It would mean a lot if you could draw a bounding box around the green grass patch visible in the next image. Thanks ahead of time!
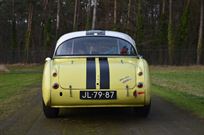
[0,65,42,100]
[151,66,204,118]
[153,84,204,118]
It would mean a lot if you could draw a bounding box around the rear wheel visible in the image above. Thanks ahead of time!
[134,102,151,118]
[43,101,59,118]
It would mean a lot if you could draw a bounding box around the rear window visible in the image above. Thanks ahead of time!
[55,37,136,56]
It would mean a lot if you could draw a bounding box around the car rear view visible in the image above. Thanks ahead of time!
[42,30,151,118]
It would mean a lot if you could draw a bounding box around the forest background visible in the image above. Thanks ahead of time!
[0,0,203,65]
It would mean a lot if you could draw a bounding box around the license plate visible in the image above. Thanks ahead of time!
[80,91,117,100]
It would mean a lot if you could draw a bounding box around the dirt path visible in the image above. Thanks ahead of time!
[0,87,204,135]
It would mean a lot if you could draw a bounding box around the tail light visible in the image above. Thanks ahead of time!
[133,91,145,97]
[138,72,143,76]
[138,91,145,95]
[53,83,59,89]
[53,72,57,77]
[137,82,143,88]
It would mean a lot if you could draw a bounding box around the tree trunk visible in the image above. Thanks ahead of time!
[25,2,33,63]
[196,0,203,65]
[56,0,60,38]
[127,0,131,29]
[43,0,48,10]
[158,0,167,64]
[11,0,17,63]
[176,0,190,65]
[73,0,78,31]
[162,0,166,15]
[114,0,117,25]
[168,0,174,65]
[42,0,51,50]
[86,0,91,30]
[92,0,97,30]
[135,0,143,44]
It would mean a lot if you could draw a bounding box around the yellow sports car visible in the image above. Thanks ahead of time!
[42,30,151,118]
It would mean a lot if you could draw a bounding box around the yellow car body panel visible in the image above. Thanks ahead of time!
[42,59,52,106]
[42,57,151,108]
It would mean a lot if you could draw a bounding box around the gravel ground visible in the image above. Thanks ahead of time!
[0,86,204,135]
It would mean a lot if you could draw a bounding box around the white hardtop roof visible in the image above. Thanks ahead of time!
[55,30,136,50]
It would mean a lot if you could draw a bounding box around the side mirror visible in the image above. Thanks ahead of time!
[45,57,51,62]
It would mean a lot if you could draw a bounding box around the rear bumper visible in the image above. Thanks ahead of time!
[50,89,146,108]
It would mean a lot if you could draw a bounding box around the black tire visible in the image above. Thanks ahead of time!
[134,102,151,118]
[43,101,59,118]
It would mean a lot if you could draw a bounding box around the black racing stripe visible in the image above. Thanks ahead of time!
[99,58,110,89]
[86,58,96,89]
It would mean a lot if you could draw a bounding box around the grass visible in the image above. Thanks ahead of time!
[0,65,43,100]
[151,66,204,118]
